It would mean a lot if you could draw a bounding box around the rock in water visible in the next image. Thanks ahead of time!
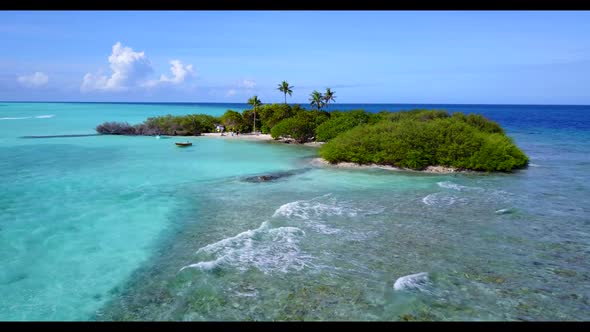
[242,168,311,183]
[393,272,429,291]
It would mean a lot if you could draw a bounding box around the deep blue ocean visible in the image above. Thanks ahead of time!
[0,102,588,320]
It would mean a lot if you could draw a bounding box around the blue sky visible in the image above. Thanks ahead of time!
[0,11,589,104]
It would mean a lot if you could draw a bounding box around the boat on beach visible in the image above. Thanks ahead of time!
[175,142,192,147]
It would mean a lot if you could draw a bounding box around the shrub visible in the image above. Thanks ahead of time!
[381,109,450,123]
[260,104,293,126]
[96,121,137,135]
[271,111,329,143]
[97,114,220,136]
[319,115,528,172]
[221,110,245,132]
[452,112,505,134]
[315,109,371,142]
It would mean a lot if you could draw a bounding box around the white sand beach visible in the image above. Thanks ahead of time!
[201,132,274,141]
[200,132,324,147]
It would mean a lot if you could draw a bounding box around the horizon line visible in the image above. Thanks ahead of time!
[1,100,589,107]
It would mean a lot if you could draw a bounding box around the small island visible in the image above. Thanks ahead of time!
[96,86,528,173]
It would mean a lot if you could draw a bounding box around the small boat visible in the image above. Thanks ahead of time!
[156,135,161,139]
[175,141,192,147]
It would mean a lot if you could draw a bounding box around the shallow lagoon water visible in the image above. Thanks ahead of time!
[0,103,588,320]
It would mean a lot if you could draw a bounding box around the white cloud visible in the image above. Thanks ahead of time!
[17,72,48,87]
[225,89,237,97]
[82,42,197,93]
[143,59,195,88]
[81,42,153,92]
[238,79,256,89]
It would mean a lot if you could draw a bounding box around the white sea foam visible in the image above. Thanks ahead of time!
[437,181,471,191]
[528,163,541,167]
[0,114,54,120]
[422,192,457,206]
[235,289,258,297]
[179,257,225,272]
[180,221,311,274]
[304,222,341,235]
[0,116,32,120]
[272,194,383,235]
[273,200,358,220]
[393,272,430,291]
[272,194,379,220]
[195,221,270,255]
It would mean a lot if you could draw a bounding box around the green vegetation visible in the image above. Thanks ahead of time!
[319,109,528,172]
[270,110,329,143]
[96,114,220,136]
[277,81,294,105]
[257,103,299,134]
[324,87,336,110]
[314,109,381,142]
[247,95,262,133]
[97,90,528,172]
[220,110,245,132]
[309,90,325,110]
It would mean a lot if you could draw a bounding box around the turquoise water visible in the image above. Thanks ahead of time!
[0,103,588,321]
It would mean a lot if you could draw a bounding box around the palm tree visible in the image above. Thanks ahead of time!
[309,90,324,110]
[277,81,294,105]
[324,88,336,111]
[247,95,262,133]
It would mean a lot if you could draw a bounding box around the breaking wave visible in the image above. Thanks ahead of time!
[272,194,361,220]
[272,194,384,237]
[393,272,430,291]
[273,194,383,220]
[180,221,312,274]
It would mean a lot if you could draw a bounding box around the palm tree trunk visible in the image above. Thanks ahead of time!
[284,93,287,105]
